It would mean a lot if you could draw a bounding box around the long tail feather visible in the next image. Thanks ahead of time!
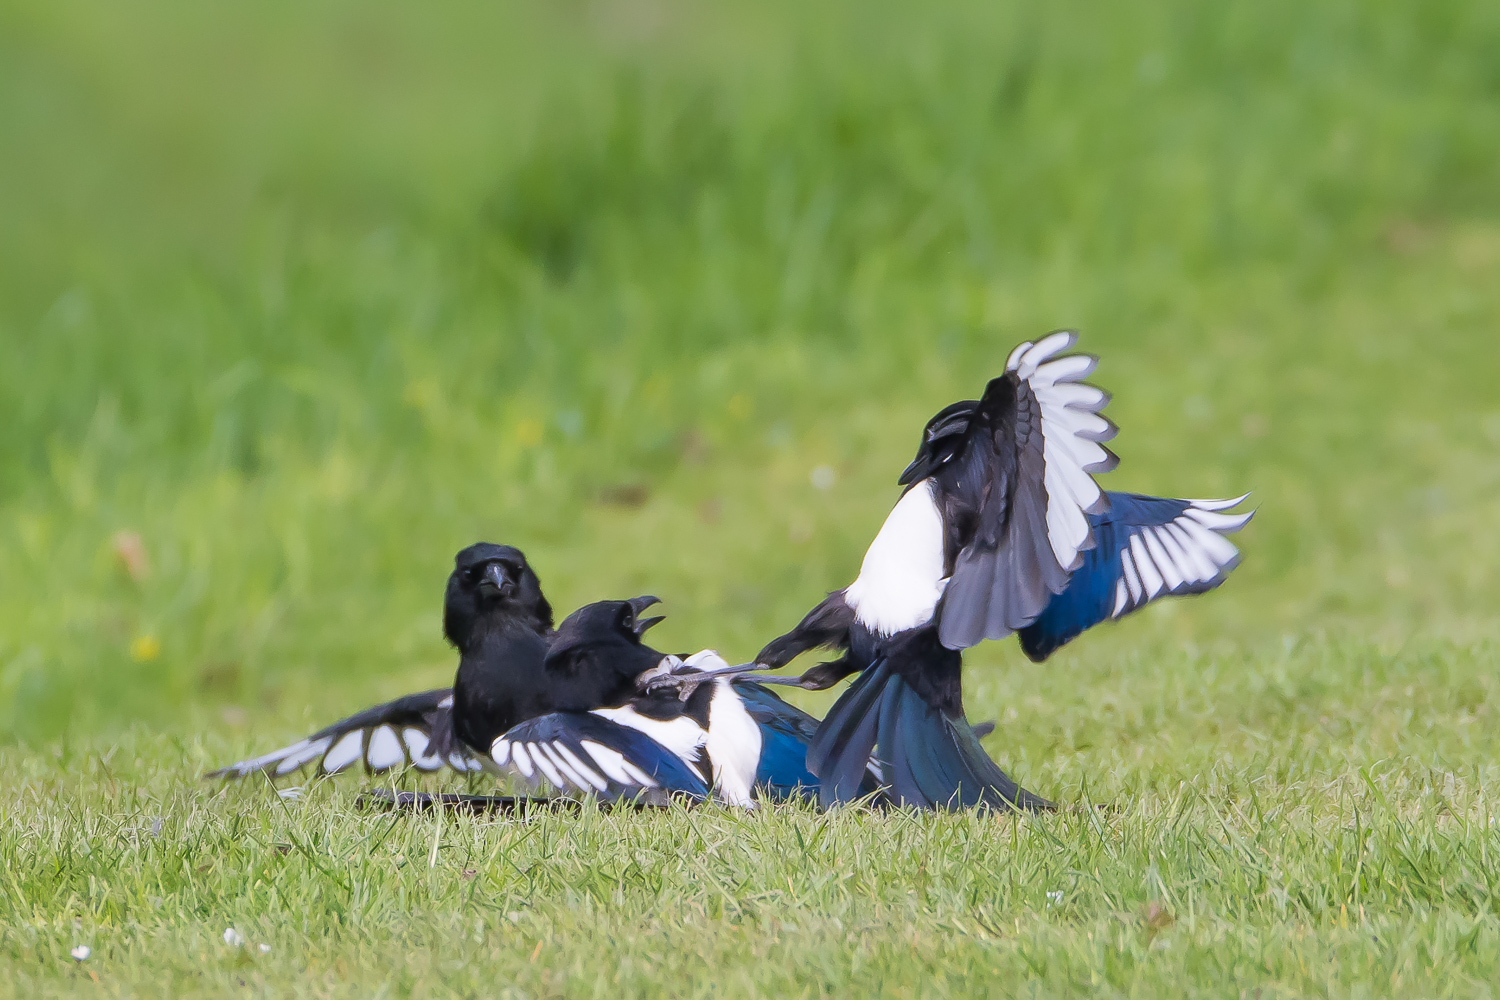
[808,662,1052,811]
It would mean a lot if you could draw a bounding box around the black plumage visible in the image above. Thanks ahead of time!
[753,332,1251,810]
[207,542,557,780]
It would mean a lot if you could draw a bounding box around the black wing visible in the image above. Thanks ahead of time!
[205,689,486,780]
[936,331,1119,649]
[1017,491,1253,660]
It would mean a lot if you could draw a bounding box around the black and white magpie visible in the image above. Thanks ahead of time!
[487,602,876,807]
[206,543,553,780]
[735,331,1253,810]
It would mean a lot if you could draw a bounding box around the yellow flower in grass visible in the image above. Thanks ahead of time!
[130,635,161,662]
[515,418,544,447]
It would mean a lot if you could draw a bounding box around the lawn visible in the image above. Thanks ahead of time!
[3,0,1500,995]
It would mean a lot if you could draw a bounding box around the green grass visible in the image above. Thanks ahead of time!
[4,0,1500,994]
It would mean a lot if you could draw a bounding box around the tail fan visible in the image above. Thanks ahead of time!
[806,661,1052,811]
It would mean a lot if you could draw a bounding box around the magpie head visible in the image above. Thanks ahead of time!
[443,543,554,649]
[543,596,666,679]
[898,399,979,486]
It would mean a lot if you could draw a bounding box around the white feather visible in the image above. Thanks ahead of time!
[845,479,949,635]
[509,742,534,778]
[1184,507,1255,532]
[1129,535,1165,598]
[1154,526,1206,584]
[1005,335,1114,572]
[1142,529,1184,590]
[1121,548,1143,603]
[1166,522,1222,581]
[580,739,648,787]
[706,680,762,808]
[1177,519,1240,564]
[366,726,405,771]
[321,731,364,773]
[490,738,512,767]
[1186,493,1252,511]
[1112,579,1129,617]
[528,743,565,788]
[552,743,609,792]
[591,705,707,768]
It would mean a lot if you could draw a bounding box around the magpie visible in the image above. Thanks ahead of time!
[486,601,879,807]
[699,331,1252,810]
[206,543,553,780]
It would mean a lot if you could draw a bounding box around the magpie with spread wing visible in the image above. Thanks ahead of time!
[487,601,880,807]
[740,331,1253,810]
[207,542,554,780]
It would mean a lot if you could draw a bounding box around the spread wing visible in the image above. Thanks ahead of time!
[489,712,710,804]
[937,331,1119,649]
[204,689,487,780]
[1017,491,1254,660]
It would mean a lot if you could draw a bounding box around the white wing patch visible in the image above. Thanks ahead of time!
[1007,331,1118,574]
[845,479,949,636]
[490,734,662,794]
[365,726,405,771]
[210,737,334,779]
[591,704,708,772]
[705,680,762,808]
[210,715,469,780]
[321,731,365,774]
[1109,497,1253,619]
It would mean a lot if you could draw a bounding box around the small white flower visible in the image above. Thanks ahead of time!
[258,943,271,954]
[1046,890,1064,906]
[70,945,91,962]
[223,928,244,947]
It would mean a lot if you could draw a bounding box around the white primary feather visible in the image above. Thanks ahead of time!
[232,737,330,778]
[552,743,609,792]
[321,731,364,773]
[579,739,647,787]
[366,726,405,771]
[490,738,512,767]
[1129,535,1165,598]
[1006,333,1115,575]
[509,742,534,778]
[1120,549,1143,603]
[403,728,445,771]
[1108,497,1253,618]
[528,743,565,788]
[845,479,949,636]
[1141,530,1183,590]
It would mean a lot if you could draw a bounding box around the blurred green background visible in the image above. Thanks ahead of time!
[2,0,1498,747]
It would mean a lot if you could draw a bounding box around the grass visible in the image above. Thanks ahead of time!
[3,0,1500,994]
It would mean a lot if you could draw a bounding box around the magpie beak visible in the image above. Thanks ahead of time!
[626,595,665,637]
[477,562,513,600]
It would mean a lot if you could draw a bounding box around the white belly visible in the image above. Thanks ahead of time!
[843,479,948,636]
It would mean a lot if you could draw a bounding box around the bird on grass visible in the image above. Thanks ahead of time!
[207,543,553,781]
[669,331,1253,811]
[487,599,879,807]
[208,545,850,807]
